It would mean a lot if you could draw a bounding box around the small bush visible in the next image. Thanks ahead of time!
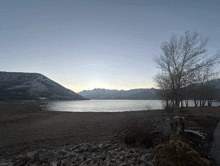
[122,116,156,148]
[155,135,210,166]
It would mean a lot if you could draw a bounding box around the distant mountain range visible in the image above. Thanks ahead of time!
[0,72,86,101]
[78,79,220,100]
[78,88,160,100]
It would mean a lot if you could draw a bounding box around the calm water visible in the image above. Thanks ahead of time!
[44,100,220,112]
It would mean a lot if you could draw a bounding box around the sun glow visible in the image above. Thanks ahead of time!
[64,76,156,93]
[65,79,110,93]
[87,79,109,89]
[65,82,156,93]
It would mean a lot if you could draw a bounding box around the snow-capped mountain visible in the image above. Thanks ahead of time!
[0,72,86,101]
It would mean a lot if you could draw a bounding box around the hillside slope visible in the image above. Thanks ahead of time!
[0,72,86,101]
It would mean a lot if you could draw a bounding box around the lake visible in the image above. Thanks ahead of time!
[43,100,220,112]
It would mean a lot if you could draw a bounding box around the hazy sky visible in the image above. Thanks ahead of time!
[1,0,220,92]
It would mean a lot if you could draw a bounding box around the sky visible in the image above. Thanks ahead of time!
[1,0,220,92]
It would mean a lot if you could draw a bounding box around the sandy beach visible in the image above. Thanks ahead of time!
[0,101,220,161]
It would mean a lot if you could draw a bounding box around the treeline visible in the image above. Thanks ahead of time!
[160,83,220,108]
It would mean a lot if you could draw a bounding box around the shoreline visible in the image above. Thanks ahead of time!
[0,101,220,164]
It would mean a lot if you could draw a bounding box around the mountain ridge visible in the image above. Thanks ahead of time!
[0,71,87,101]
[78,88,160,100]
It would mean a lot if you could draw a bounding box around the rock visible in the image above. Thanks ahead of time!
[71,145,80,151]
[140,163,145,166]
[201,158,211,165]
[79,146,88,153]
[0,163,9,166]
[78,163,86,166]
[127,163,134,166]
[28,163,38,166]
[0,159,6,163]
[74,148,80,153]
[12,155,30,166]
[70,157,77,163]
[74,160,83,165]
[25,152,36,163]
[84,159,92,164]
[39,150,56,161]
[50,161,58,166]
[98,144,103,149]
[63,152,72,158]
[139,155,149,164]
[144,153,152,161]
[64,160,72,166]
[104,144,112,149]
[91,164,98,166]
[146,161,154,166]
[7,141,159,166]
[88,146,97,152]
[118,156,124,161]
[59,160,66,166]
[58,150,67,156]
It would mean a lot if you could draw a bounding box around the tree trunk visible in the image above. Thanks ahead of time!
[194,99,198,107]
[208,99,212,106]
[168,99,171,107]
[172,99,175,107]
[166,100,169,107]
[185,99,188,108]
[175,97,180,108]
[202,100,206,106]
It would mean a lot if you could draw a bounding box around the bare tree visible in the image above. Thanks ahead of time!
[154,31,220,108]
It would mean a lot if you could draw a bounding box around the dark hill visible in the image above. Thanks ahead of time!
[0,72,86,101]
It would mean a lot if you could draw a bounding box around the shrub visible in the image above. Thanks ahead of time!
[155,135,210,166]
[122,116,156,148]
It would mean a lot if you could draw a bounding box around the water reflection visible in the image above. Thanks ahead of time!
[44,100,220,112]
